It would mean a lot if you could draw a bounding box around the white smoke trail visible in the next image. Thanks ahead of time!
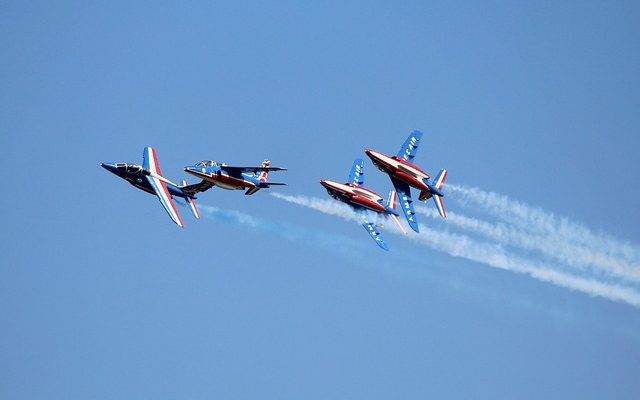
[197,204,369,255]
[444,184,640,281]
[270,193,361,223]
[416,206,640,283]
[408,228,640,307]
[270,193,640,308]
[447,184,640,262]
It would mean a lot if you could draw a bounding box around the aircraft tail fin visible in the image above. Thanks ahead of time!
[181,180,201,219]
[432,169,447,219]
[257,159,270,182]
[434,169,447,190]
[245,187,261,196]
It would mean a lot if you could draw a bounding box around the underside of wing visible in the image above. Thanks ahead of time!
[181,180,215,195]
[391,177,419,233]
[397,130,423,162]
[348,159,365,186]
[361,216,389,251]
[146,175,184,227]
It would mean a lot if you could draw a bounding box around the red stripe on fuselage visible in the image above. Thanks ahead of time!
[393,170,429,191]
[212,174,254,189]
[351,195,386,212]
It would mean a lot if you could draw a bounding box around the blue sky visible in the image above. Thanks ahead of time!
[2,1,640,398]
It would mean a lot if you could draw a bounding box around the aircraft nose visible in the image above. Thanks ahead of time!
[101,163,118,173]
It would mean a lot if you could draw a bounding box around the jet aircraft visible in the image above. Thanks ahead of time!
[183,159,287,196]
[320,159,405,251]
[101,147,209,227]
[365,130,447,233]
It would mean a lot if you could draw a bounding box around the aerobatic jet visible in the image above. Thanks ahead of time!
[365,130,447,233]
[183,159,287,196]
[101,147,209,227]
[320,159,405,251]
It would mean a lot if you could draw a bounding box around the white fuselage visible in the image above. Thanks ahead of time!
[320,179,387,213]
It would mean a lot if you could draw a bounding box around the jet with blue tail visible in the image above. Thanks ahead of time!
[183,159,287,196]
[101,147,209,227]
[320,159,406,251]
[365,130,448,233]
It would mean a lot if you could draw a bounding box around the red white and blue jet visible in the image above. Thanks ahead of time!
[365,130,447,233]
[101,147,208,228]
[183,159,287,196]
[320,159,406,251]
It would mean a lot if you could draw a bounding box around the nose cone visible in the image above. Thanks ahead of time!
[364,149,377,160]
[319,179,331,189]
[101,163,118,174]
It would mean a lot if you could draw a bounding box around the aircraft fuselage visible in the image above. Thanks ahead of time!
[101,163,191,199]
[364,150,432,191]
[320,179,388,213]
[184,167,257,191]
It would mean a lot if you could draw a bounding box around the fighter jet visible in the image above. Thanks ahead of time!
[183,159,287,196]
[320,159,405,251]
[101,147,209,227]
[365,130,447,233]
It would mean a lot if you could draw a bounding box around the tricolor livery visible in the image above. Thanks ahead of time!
[184,159,287,196]
[320,159,405,251]
[365,130,447,233]
[101,147,208,227]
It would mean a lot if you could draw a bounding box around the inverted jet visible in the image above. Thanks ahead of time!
[184,159,286,196]
[101,147,209,227]
[365,130,447,233]
[320,159,405,251]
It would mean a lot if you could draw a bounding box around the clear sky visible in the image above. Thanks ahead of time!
[2,1,640,399]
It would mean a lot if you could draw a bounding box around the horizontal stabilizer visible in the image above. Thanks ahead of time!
[182,180,201,219]
[433,195,446,219]
[260,182,287,186]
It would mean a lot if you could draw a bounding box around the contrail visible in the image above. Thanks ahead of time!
[270,192,640,308]
[416,206,640,283]
[408,227,640,307]
[270,193,361,223]
[197,204,368,256]
[443,184,640,281]
[447,184,640,262]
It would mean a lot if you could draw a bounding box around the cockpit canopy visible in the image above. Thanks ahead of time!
[195,160,219,167]
[116,163,143,173]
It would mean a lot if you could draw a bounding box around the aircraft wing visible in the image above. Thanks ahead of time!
[181,180,215,195]
[221,165,287,174]
[142,147,163,175]
[397,130,423,162]
[347,158,365,186]
[391,177,420,233]
[361,213,389,251]
[146,175,184,227]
